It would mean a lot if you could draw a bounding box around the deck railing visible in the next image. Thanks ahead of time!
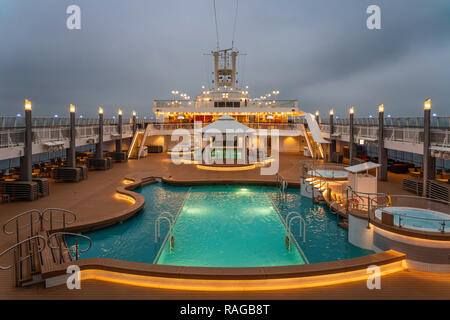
[322,123,449,147]
[0,124,134,149]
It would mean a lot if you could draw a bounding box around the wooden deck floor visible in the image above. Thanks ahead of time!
[0,153,448,299]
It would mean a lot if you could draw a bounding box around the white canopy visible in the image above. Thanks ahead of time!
[201,115,255,133]
[345,161,381,173]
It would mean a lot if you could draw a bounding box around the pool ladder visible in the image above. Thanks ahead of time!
[154,212,175,251]
[276,173,288,202]
[285,211,306,252]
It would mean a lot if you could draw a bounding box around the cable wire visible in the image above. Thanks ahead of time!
[231,0,239,49]
[213,0,220,50]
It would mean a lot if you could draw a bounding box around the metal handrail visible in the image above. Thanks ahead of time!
[285,211,306,249]
[48,232,92,262]
[2,210,41,242]
[154,214,174,243]
[0,235,46,270]
[41,208,77,232]
[275,173,288,201]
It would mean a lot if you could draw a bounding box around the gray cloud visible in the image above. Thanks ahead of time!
[0,0,449,118]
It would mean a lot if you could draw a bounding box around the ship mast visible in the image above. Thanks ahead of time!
[213,48,238,90]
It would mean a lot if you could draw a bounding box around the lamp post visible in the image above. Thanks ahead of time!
[132,110,137,134]
[315,110,321,125]
[329,109,336,161]
[96,107,104,160]
[116,109,123,153]
[349,106,355,166]
[68,104,76,168]
[378,104,387,180]
[423,98,434,197]
[20,99,33,181]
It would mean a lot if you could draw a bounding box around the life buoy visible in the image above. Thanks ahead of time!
[351,198,359,210]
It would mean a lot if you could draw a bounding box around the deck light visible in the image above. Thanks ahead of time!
[98,107,104,114]
[315,111,319,117]
[424,98,431,110]
[16,113,21,117]
[349,106,354,114]
[25,99,32,111]
[118,109,123,116]
[132,110,137,117]
[70,104,76,113]
[378,104,384,113]
[329,109,334,115]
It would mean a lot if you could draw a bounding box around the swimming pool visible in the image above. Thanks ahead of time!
[307,169,348,179]
[375,207,450,232]
[67,183,373,267]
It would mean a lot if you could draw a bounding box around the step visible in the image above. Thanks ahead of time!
[48,232,73,264]
[38,231,57,274]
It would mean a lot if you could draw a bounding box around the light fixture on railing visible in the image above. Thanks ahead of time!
[25,99,32,111]
[329,109,334,116]
[132,110,136,117]
[118,109,122,116]
[378,104,384,113]
[424,98,431,110]
[98,107,104,114]
[315,110,319,117]
[70,104,76,113]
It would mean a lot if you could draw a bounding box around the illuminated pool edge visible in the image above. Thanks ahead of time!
[79,259,406,291]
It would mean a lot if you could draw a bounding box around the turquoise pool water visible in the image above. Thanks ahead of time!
[67,183,373,266]
[156,186,305,267]
[375,207,450,232]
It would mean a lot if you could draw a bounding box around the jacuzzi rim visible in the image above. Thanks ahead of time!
[306,169,349,179]
[376,206,450,220]
[374,206,450,233]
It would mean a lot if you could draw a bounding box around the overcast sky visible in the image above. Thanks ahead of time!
[0,0,449,118]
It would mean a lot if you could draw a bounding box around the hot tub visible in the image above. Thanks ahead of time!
[375,206,450,232]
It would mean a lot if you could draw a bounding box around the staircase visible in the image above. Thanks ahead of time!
[300,113,329,159]
[1,208,91,287]
[127,130,145,159]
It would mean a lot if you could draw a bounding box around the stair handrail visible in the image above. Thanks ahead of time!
[154,215,173,243]
[0,235,46,270]
[2,209,41,243]
[285,211,306,246]
[41,208,77,232]
[47,232,92,262]
[276,173,288,201]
